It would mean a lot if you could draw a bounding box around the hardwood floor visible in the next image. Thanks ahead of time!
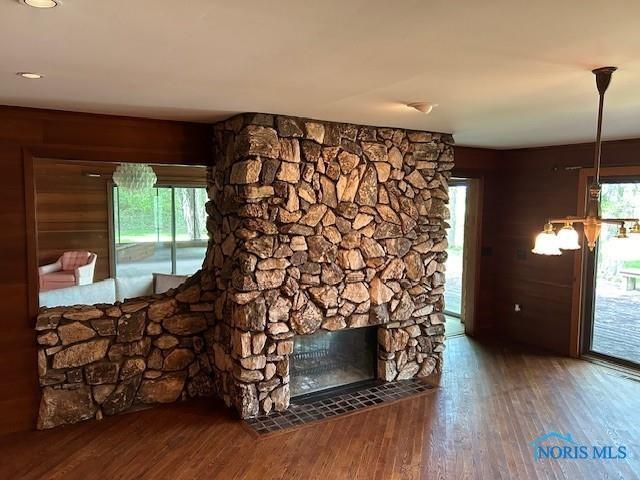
[1,336,639,479]
[445,315,466,337]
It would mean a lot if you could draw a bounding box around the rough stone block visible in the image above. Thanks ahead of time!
[52,339,110,369]
[37,386,96,430]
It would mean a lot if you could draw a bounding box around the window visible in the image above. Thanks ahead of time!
[112,185,208,278]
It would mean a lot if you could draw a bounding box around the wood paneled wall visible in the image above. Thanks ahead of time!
[452,147,502,333]
[495,139,640,355]
[0,106,210,435]
[34,161,207,282]
[455,140,640,355]
[35,161,114,281]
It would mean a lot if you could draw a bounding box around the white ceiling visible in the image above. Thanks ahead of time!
[2,0,640,148]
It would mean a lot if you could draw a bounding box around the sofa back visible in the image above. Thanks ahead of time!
[39,278,116,308]
[38,273,188,308]
[114,275,154,302]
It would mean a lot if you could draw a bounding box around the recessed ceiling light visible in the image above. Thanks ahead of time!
[22,0,58,8]
[407,102,438,114]
[17,72,44,79]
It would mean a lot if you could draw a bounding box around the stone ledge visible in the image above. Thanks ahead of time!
[35,278,214,429]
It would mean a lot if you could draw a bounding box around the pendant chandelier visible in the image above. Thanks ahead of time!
[112,163,157,191]
[532,66,640,255]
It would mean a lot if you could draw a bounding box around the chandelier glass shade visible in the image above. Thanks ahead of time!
[532,223,562,255]
[112,163,157,191]
[532,66,640,255]
[556,223,581,250]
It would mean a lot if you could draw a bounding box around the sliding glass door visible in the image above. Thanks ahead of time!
[583,179,640,367]
[113,187,173,278]
[112,185,208,278]
[445,182,468,317]
[444,180,469,337]
[174,187,209,275]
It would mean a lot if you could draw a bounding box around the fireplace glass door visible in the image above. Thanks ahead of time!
[290,328,377,397]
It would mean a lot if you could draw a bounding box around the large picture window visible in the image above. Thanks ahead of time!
[112,185,208,278]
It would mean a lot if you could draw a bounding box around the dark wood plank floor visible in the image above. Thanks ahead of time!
[1,336,639,480]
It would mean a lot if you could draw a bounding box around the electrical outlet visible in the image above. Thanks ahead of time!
[514,304,522,312]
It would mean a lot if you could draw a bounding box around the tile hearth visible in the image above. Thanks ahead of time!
[245,379,436,434]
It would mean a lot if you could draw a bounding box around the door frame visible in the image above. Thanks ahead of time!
[445,175,483,336]
[571,166,640,359]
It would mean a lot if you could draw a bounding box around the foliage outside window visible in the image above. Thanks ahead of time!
[113,186,208,277]
[597,183,640,283]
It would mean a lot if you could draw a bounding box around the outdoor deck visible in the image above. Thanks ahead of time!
[593,286,640,364]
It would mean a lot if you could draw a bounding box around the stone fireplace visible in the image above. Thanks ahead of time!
[207,114,452,417]
[35,112,453,428]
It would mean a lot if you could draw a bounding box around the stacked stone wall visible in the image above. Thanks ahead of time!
[207,113,452,417]
[35,277,215,429]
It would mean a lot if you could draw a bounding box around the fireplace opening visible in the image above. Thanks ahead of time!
[290,327,378,398]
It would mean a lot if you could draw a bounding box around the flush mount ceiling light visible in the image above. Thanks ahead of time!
[532,66,640,255]
[112,163,157,191]
[22,0,58,8]
[17,72,44,79]
[407,102,438,114]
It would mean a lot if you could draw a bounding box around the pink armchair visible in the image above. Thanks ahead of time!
[39,251,97,292]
